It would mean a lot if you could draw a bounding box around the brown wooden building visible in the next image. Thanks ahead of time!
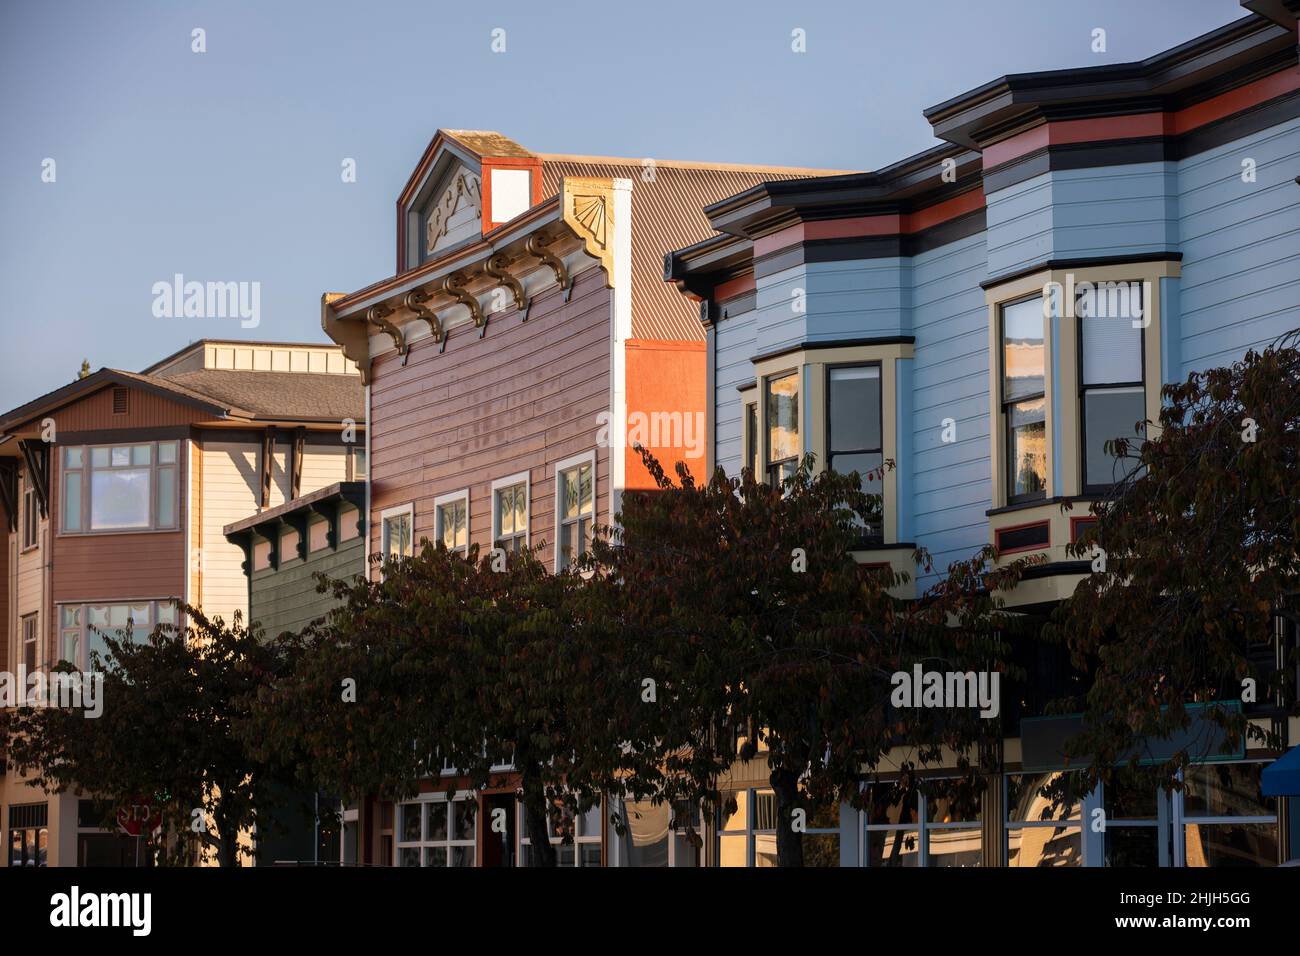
[0,340,364,867]
[322,129,848,866]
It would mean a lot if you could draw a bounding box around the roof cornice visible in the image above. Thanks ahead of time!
[924,12,1296,149]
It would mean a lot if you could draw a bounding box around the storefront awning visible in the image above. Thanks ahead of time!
[1262,746,1300,797]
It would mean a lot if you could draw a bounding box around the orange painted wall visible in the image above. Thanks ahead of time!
[624,338,707,490]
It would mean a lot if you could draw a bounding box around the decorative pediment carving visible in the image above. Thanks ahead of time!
[426,170,482,254]
[561,177,615,288]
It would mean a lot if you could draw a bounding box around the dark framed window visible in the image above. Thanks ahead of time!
[764,371,799,486]
[1001,297,1047,504]
[61,441,179,533]
[827,363,884,540]
[21,478,39,550]
[1078,285,1145,494]
[744,401,758,478]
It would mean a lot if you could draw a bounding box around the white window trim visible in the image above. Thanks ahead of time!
[490,471,530,551]
[432,488,470,553]
[378,502,415,563]
[552,450,596,571]
[393,791,478,867]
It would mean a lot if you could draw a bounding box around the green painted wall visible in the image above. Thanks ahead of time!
[248,537,364,639]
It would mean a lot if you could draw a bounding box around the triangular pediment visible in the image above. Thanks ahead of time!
[423,162,482,256]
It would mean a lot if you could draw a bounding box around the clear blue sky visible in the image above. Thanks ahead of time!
[0,0,1244,409]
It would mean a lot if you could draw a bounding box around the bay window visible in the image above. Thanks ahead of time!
[1001,297,1046,503]
[764,371,800,485]
[61,441,179,533]
[1079,288,1145,493]
[58,600,178,671]
[827,364,883,538]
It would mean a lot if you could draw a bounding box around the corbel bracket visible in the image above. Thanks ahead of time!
[404,290,448,353]
[366,304,408,364]
[484,253,530,322]
[441,274,486,338]
[526,233,572,302]
[17,440,49,519]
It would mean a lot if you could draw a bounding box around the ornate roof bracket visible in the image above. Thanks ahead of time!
[526,233,572,302]
[441,274,486,338]
[484,253,531,322]
[403,290,448,353]
[367,304,408,364]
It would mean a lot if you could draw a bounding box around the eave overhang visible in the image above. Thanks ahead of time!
[924,12,1297,149]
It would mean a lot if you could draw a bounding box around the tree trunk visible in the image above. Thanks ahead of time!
[520,771,557,867]
[770,767,804,867]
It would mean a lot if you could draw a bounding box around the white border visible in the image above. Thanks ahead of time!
[432,487,470,552]
[378,502,415,560]
[552,450,597,571]
[490,471,530,549]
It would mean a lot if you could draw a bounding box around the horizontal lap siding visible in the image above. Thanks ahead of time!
[1177,115,1300,374]
[910,234,991,583]
[369,268,612,564]
[713,307,756,478]
[197,439,263,624]
[249,537,364,638]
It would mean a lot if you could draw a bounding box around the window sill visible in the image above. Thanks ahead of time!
[58,527,181,538]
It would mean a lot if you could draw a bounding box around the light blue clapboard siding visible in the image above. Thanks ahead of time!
[1176,115,1300,374]
[753,263,809,357]
[801,258,911,342]
[713,305,757,477]
[908,233,992,582]
[985,163,1180,280]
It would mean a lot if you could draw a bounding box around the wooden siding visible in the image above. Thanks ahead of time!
[197,438,262,624]
[248,529,364,639]
[907,232,992,582]
[47,383,208,432]
[368,267,611,566]
[1176,114,1300,373]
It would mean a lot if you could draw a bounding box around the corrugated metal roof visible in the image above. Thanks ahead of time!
[541,158,852,341]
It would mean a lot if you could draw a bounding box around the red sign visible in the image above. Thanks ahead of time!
[116,799,161,838]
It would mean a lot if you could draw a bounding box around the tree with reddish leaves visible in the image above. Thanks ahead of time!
[586,450,1031,866]
[1049,333,1300,795]
[247,544,627,867]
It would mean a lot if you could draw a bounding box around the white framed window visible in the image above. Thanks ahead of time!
[553,452,595,571]
[348,444,367,481]
[1005,771,1085,868]
[60,441,179,534]
[395,794,477,867]
[491,472,529,554]
[21,614,39,673]
[717,788,842,868]
[379,503,414,561]
[518,798,603,867]
[763,370,800,485]
[433,489,469,554]
[863,781,981,867]
[57,600,179,672]
[1078,287,1145,494]
[616,799,701,867]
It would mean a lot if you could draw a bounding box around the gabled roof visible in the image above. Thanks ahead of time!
[0,351,366,439]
